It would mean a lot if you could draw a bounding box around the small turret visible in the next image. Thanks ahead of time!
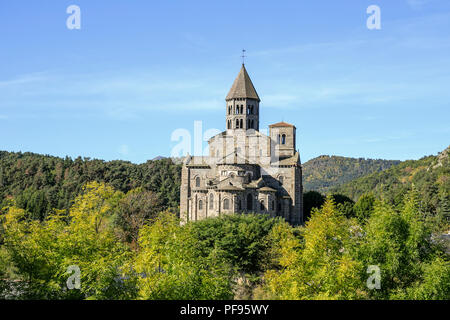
[269,122,296,160]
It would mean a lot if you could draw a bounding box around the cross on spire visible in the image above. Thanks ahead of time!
[241,49,246,65]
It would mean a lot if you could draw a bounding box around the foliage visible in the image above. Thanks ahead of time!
[129,211,235,300]
[259,191,449,300]
[302,191,325,222]
[0,145,448,300]
[0,182,133,299]
[303,191,356,221]
[260,197,364,299]
[302,155,400,193]
[358,189,449,299]
[354,193,375,223]
[127,213,284,300]
[187,214,282,274]
[114,188,162,246]
[330,193,355,219]
[333,146,450,223]
[0,151,181,221]
[395,256,449,299]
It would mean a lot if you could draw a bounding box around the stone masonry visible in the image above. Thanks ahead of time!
[180,64,303,225]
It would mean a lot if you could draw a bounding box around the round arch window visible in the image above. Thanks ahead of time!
[223,198,230,210]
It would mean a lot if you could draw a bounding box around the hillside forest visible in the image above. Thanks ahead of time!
[0,147,448,300]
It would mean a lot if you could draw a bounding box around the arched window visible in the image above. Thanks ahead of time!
[247,194,253,211]
[281,134,286,145]
[228,106,231,114]
[198,200,203,210]
[236,119,239,128]
[278,202,282,212]
[260,200,265,211]
[238,200,242,210]
[195,177,200,187]
[240,119,243,129]
[227,120,231,129]
[279,176,284,186]
[209,193,214,209]
[223,198,230,210]
[277,134,281,144]
[271,200,275,211]
[251,120,254,128]
[240,105,243,114]
[247,119,250,128]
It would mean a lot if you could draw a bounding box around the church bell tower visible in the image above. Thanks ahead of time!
[225,64,260,131]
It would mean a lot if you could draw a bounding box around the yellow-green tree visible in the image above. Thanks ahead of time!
[129,211,234,300]
[261,197,365,300]
[1,182,133,299]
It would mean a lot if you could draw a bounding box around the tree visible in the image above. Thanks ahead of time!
[358,189,449,299]
[187,214,281,274]
[261,197,365,300]
[302,191,325,222]
[354,193,375,223]
[331,193,355,219]
[397,256,450,299]
[1,182,133,299]
[129,211,234,300]
[114,188,162,246]
[0,151,181,221]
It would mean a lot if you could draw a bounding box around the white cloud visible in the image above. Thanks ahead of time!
[0,70,225,114]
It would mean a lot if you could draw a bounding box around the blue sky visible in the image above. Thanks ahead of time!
[0,0,449,163]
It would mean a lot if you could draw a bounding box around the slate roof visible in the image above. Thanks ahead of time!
[185,156,211,167]
[217,185,246,191]
[269,121,296,128]
[226,64,260,101]
[258,186,277,192]
[272,152,301,166]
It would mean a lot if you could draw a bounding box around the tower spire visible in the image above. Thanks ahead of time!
[225,63,260,131]
[241,49,246,65]
[226,64,260,101]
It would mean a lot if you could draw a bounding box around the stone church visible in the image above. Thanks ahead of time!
[180,64,303,225]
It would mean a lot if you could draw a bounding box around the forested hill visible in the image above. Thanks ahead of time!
[0,151,181,220]
[302,155,401,193]
[332,146,450,213]
[1,148,448,220]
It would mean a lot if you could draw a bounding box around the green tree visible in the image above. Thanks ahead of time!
[129,211,234,300]
[114,188,162,246]
[358,190,449,299]
[1,182,133,299]
[331,193,355,219]
[303,191,325,222]
[187,214,281,274]
[261,197,365,300]
[354,193,375,223]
